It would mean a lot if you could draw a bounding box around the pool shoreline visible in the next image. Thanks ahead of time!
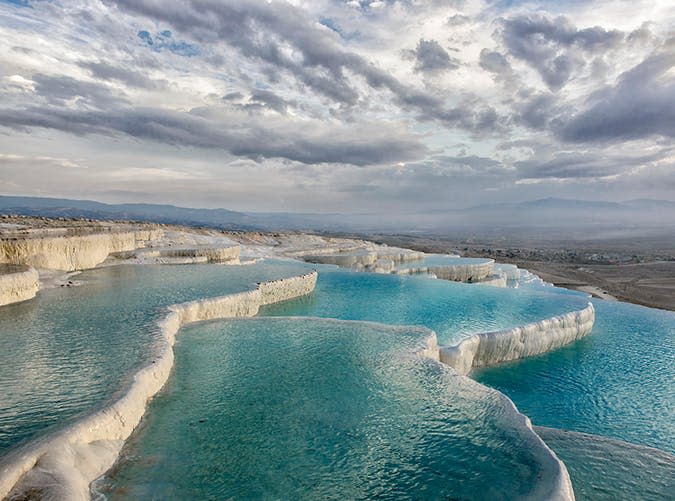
[0,271,318,500]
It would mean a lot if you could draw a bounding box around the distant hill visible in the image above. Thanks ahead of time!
[1,195,674,241]
[0,195,365,232]
[0,196,259,230]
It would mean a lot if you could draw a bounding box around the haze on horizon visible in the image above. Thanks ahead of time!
[0,0,674,215]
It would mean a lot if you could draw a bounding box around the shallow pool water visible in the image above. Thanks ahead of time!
[260,267,589,344]
[0,260,311,454]
[473,299,675,453]
[3,256,671,501]
[99,317,563,501]
[535,427,675,501]
[473,299,675,500]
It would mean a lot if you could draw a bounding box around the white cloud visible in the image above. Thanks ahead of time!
[0,0,673,212]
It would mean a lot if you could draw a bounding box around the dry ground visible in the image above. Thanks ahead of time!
[366,233,675,312]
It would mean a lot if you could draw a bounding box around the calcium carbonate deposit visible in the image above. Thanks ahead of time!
[0,228,672,501]
[0,265,39,306]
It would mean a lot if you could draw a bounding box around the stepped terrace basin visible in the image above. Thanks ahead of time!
[99,317,570,500]
[0,259,312,456]
[260,266,589,345]
[473,298,675,499]
[0,236,671,501]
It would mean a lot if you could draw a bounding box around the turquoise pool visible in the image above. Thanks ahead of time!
[0,260,311,454]
[1,257,672,500]
[99,318,565,500]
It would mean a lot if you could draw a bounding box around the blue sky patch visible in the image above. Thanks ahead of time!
[0,0,32,7]
[137,29,200,57]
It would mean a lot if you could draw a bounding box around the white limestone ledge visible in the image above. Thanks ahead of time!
[440,303,595,376]
[395,259,495,283]
[114,244,240,265]
[301,246,424,269]
[0,270,318,501]
[474,274,508,288]
[0,230,164,271]
[0,265,40,307]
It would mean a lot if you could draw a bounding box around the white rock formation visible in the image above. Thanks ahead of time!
[494,263,520,280]
[430,260,494,282]
[304,251,378,267]
[122,244,240,265]
[0,271,318,501]
[440,303,595,376]
[395,259,495,283]
[301,244,424,270]
[0,266,40,307]
[474,274,508,288]
[0,230,164,271]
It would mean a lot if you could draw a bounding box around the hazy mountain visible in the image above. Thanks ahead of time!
[1,195,674,241]
[0,196,255,230]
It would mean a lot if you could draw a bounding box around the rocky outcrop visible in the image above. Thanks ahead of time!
[0,230,164,271]
[0,266,40,307]
[0,271,318,501]
[440,303,595,376]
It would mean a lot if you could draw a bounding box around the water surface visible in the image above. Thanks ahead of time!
[0,260,311,454]
[261,267,589,345]
[473,299,675,452]
[100,317,564,501]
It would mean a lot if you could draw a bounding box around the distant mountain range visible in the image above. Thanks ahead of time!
[0,195,256,229]
[1,195,674,240]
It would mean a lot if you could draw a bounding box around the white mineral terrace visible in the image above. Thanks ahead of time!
[394,259,495,283]
[0,271,318,501]
[301,247,425,269]
[0,265,40,307]
[112,244,241,265]
[0,227,586,501]
[439,303,596,376]
[0,230,164,271]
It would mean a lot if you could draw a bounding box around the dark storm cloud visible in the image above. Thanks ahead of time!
[556,43,675,143]
[497,14,623,90]
[104,0,499,133]
[32,74,128,108]
[79,61,166,89]
[479,49,510,75]
[478,49,515,85]
[413,39,459,73]
[516,92,562,130]
[223,92,244,101]
[0,105,427,166]
[246,89,295,114]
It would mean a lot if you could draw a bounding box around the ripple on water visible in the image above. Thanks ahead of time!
[473,299,675,453]
[99,317,566,501]
[535,427,675,501]
[0,260,313,454]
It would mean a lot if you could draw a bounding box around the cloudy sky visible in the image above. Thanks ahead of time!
[0,0,673,213]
